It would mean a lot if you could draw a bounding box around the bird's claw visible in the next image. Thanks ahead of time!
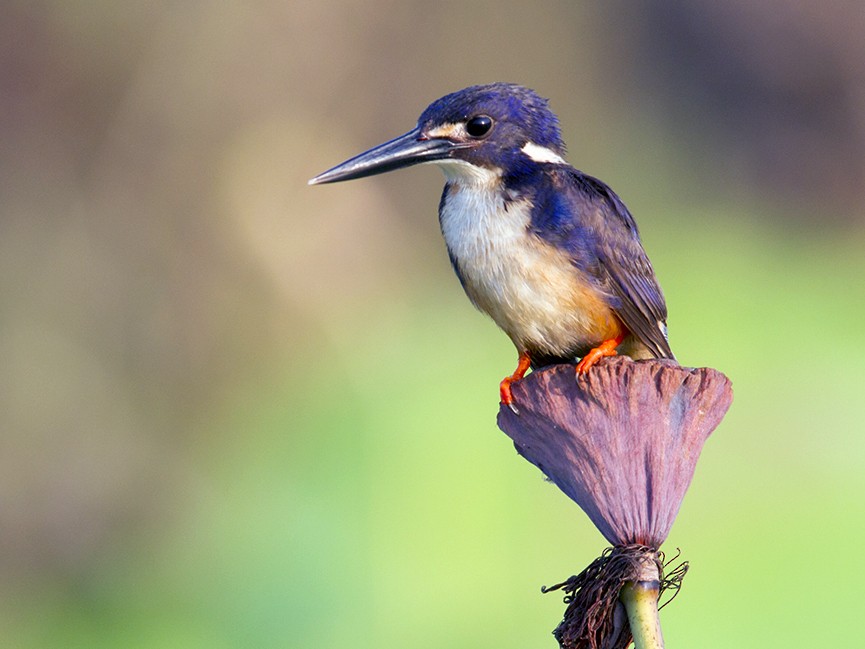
[500,379,520,415]
[575,335,625,374]
[500,351,532,415]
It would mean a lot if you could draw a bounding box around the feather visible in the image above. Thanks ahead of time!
[529,168,674,360]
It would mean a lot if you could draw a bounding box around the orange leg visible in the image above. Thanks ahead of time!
[500,351,532,407]
[575,332,627,374]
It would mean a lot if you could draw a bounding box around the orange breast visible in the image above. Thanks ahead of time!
[458,212,623,356]
[440,186,623,358]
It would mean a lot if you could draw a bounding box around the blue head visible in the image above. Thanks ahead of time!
[309,83,567,186]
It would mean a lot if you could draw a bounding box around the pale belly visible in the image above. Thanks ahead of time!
[439,183,621,358]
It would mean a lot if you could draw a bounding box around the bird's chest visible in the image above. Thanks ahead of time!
[438,183,618,354]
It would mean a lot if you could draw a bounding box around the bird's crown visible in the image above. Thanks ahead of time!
[420,83,563,150]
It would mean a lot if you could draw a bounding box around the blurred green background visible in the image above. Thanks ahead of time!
[2,1,864,647]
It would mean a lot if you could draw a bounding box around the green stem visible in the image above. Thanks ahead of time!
[619,580,664,649]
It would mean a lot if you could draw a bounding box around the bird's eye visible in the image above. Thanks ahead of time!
[465,115,494,138]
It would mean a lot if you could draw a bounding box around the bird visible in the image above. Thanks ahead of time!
[309,83,674,409]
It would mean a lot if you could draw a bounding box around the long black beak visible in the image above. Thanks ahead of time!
[308,127,463,185]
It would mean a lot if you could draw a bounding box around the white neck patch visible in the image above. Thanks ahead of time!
[521,141,566,165]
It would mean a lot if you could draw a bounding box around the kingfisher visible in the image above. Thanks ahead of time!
[309,83,674,408]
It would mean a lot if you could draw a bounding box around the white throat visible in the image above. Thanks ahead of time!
[428,158,502,186]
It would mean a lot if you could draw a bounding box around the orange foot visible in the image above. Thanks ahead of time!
[500,351,532,409]
[575,333,626,374]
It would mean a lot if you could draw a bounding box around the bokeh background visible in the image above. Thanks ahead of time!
[2,1,864,647]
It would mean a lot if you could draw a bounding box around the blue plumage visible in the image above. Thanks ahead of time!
[310,83,674,405]
[527,168,671,361]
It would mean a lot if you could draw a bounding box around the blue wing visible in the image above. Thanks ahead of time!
[528,168,674,359]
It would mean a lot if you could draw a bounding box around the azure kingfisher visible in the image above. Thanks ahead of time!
[309,83,674,408]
